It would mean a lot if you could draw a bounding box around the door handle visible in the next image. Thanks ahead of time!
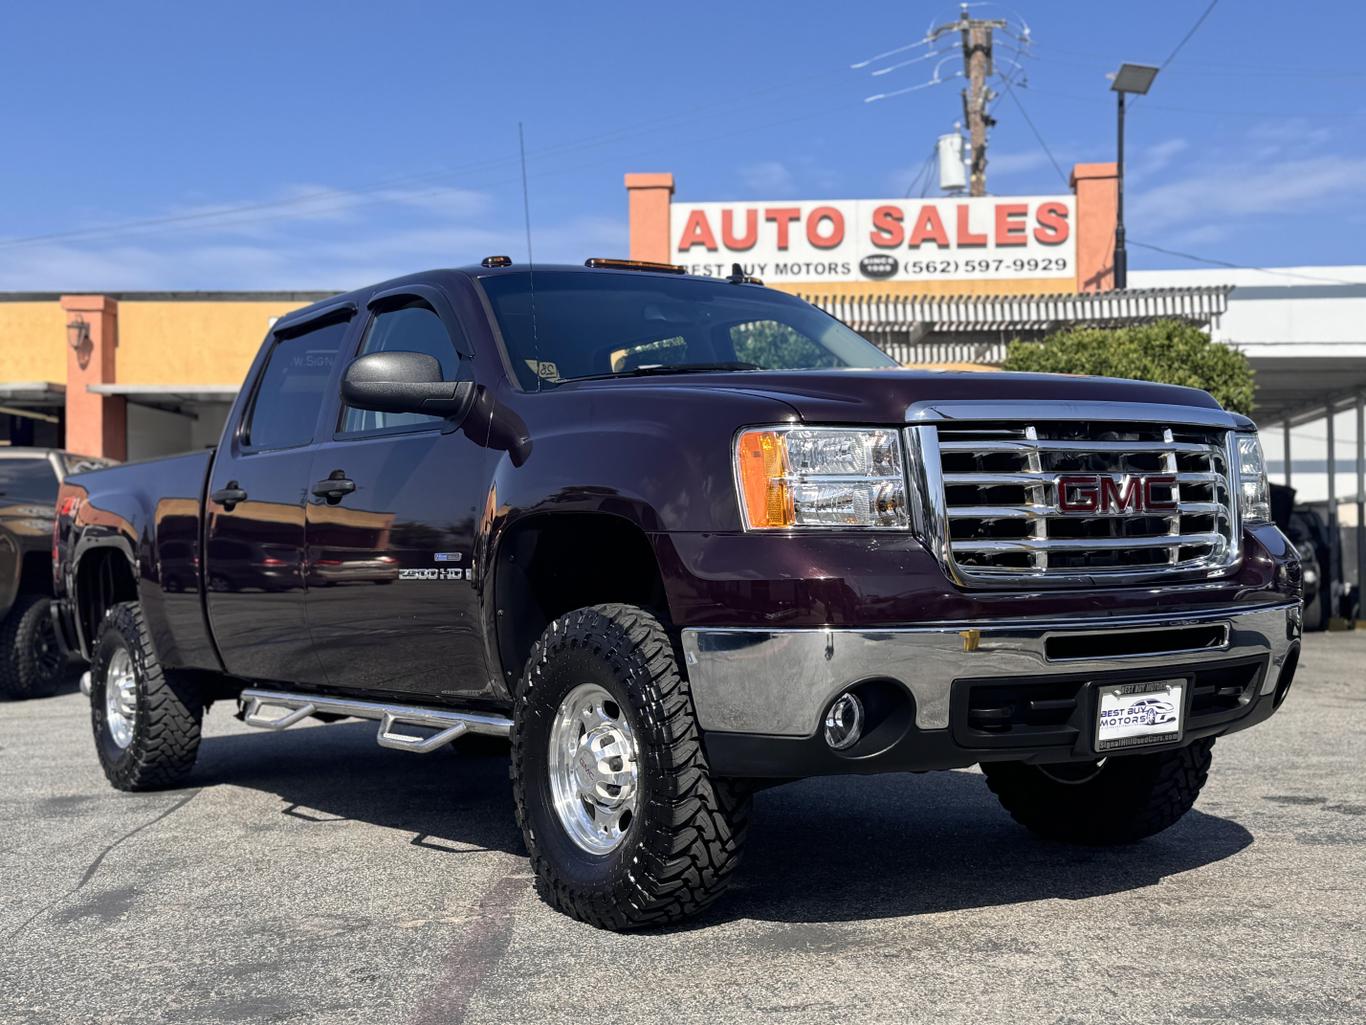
[210,482,248,511]
[312,471,356,504]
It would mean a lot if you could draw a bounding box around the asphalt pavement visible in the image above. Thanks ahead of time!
[2,631,1363,1024]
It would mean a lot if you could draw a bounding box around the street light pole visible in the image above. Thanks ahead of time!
[1115,88,1127,289]
[1108,62,1159,292]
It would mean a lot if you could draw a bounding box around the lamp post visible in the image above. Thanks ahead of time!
[1109,62,1159,290]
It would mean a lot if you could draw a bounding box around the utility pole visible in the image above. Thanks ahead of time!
[930,8,1006,196]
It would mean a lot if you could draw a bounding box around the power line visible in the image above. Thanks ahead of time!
[1127,240,1363,286]
[1021,85,1366,119]
[1130,0,1219,114]
[1027,40,1366,78]
[850,36,934,70]
[997,76,1068,187]
[1157,0,1219,71]
[903,145,939,198]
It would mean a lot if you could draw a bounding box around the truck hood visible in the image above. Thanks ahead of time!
[570,368,1231,426]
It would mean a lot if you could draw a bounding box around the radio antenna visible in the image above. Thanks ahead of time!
[518,122,543,391]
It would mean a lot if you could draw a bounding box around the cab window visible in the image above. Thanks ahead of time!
[243,318,348,450]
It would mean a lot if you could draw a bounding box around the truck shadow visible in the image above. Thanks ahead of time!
[194,722,525,857]
[194,725,1253,925]
[714,770,1254,926]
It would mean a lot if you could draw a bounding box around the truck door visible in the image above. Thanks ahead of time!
[303,286,495,704]
[204,308,353,685]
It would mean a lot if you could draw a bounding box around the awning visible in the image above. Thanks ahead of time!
[87,384,239,402]
[0,381,65,406]
[805,286,1232,335]
[87,383,239,417]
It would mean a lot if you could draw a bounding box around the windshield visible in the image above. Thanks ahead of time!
[478,270,897,388]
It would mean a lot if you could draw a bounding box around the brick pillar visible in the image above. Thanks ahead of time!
[1070,162,1119,293]
[59,295,126,460]
[625,173,674,263]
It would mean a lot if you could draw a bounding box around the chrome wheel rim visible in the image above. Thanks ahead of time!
[104,649,138,749]
[547,683,640,855]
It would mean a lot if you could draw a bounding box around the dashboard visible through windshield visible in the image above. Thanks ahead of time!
[477,270,896,388]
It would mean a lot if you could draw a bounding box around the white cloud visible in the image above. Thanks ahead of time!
[1127,138,1188,183]
[1162,223,1233,249]
[739,160,799,196]
[1246,118,1332,157]
[1130,154,1366,232]
[0,182,624,291]
[988,151,1053,176]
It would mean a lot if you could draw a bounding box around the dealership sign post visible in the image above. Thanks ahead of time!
[670,196,1076,285]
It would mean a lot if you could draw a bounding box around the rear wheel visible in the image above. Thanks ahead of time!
[91,602,203,791]
[511,603,750,930]
[0,593,70,700]
[982,738,1215,845]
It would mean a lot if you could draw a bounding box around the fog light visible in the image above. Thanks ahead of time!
[824,692,864,750]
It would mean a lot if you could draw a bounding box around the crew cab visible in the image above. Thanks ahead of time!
[54,260,1302,930]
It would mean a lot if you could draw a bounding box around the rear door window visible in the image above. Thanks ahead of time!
[244,318,349,450]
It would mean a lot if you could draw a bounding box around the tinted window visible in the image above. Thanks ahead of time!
[478,271,896,388]
[341,304,460,433]
[0,459,57,501]
[244,318,348,450]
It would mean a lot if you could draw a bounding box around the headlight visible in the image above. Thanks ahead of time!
[1235,431,1271,523]
[734,426,910,529]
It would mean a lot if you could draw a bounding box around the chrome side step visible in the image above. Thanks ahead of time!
[239,688,511,755]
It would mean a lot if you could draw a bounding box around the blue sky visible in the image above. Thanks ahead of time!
[2,0,1363,290]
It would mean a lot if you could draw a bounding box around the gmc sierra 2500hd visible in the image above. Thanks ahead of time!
[54,259,1302,930]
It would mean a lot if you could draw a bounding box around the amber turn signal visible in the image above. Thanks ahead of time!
[735,429,795,528]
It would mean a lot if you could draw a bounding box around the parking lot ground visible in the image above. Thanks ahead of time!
[2,630,1364,1025]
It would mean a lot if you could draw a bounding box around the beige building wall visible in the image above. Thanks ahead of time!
[0,302,68,382]
[0,294,334,457]
[117,300,314,384]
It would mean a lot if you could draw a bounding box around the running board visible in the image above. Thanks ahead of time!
[238,688,511,755]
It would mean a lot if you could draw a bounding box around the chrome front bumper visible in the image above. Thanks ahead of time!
[681,602,1302,737]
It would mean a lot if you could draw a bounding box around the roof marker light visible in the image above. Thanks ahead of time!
[584,258,687,274]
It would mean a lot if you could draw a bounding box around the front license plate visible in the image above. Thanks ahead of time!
[1095,678,1185,752]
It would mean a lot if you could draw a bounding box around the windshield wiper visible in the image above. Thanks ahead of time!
[562,361,761,384]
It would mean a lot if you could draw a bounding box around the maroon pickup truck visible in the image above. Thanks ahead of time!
[54,259,1302,930]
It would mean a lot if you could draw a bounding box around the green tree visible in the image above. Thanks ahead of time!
[1002,319,1255,415]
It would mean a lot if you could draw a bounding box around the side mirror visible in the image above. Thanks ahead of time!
[341,351,476,422]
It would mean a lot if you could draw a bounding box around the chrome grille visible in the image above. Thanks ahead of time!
[912,419,1239,585]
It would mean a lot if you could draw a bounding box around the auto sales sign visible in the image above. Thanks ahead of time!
[670,196,1075,284]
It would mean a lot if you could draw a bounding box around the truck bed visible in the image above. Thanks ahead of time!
[57,448,219,671]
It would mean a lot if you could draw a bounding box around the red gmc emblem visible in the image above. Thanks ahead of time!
[1057,474,1178,514]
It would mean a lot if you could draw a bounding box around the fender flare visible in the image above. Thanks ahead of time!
[68,535,140,659]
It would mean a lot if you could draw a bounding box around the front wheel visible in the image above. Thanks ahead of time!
[91,602,203,791]
[511,604,750,930]
[982,738,1215,845]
